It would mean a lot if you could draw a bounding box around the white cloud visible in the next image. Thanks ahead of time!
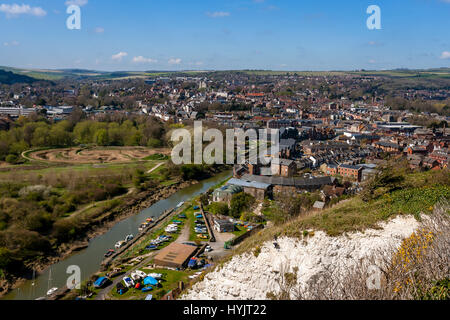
[111,52,128,61]
[94,27,104,33]
[206,11,230,18]
[168,58,182,65]
[65,0,88,6]
[368,59,376,64]
[0,4,46,17]
[440,51,450,59]
[3,40,20,46]
[132,56,158,63]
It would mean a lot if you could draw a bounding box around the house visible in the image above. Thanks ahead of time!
[422,157,439,169]
[212,184,243,203]
[214,219,234,233]
[338,164,363,182]
[271,158,297,177]
[240,174,336,194]
[325,164,338,176]
[373,141,401,153]
[322,185,345,198]
[406,145,429,155]
[312,201,326,211]
[226,178,271,201]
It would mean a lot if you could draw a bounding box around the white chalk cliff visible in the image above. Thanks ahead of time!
[181,215,419,300]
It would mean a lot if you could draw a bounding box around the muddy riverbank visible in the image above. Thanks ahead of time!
[0,179,196,298]
[1,169,231,300]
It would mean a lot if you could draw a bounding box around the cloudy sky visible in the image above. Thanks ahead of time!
[0,0,449,71]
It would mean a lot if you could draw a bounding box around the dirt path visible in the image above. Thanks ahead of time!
[175,223,191,244]
[147,162,165,174]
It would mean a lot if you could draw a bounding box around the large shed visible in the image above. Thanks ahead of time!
[153,243,197,269]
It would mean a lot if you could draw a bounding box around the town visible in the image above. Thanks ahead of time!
[0,68,448,302]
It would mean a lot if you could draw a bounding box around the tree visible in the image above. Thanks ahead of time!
[0,247,12,269]
[208,202,229,216]
[94,129,109,146]
[230,192,255,219]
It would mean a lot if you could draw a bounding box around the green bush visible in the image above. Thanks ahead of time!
[230,192,255,219]
[5,154,18,164]
[208,202,229,216]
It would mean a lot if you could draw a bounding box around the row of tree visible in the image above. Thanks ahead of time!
[0,116,167,162]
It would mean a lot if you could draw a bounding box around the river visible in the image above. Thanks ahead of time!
[3,170,231,300]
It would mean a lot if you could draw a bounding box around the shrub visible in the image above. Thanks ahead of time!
[230,192,255,219]
[208,202,229,216]
[5,154,18,164]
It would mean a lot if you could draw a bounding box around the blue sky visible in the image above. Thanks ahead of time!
[0,0,449,71]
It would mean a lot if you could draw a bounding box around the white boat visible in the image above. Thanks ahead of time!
[147,273,162,280]
[47,287,58,296]
[123,276,135,288]
[125,234,134,242]
[115,240,126,249]
[46,269,58,296]
[176,202,184,208]
[131,270,147,281]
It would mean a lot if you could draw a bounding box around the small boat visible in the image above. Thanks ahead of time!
[47,287,58,296]
[115,241,126,249]
[143,276,158,286]
[131,270,147,280]
[104,249,115,257]
[138,223,149,232]
[147,273,163,280]
[125,234,134,242]
[146,218,154,223]
[123,276,135,288]
[176,202,184,209]
[93,277,109,289]
[142,286,153,292]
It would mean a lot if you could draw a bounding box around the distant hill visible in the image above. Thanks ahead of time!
[0,69,36,84]
[0,66,449,82]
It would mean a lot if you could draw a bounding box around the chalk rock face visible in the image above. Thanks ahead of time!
[181,215,419,300]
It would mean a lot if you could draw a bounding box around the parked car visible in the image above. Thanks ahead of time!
[205,245,213,252]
